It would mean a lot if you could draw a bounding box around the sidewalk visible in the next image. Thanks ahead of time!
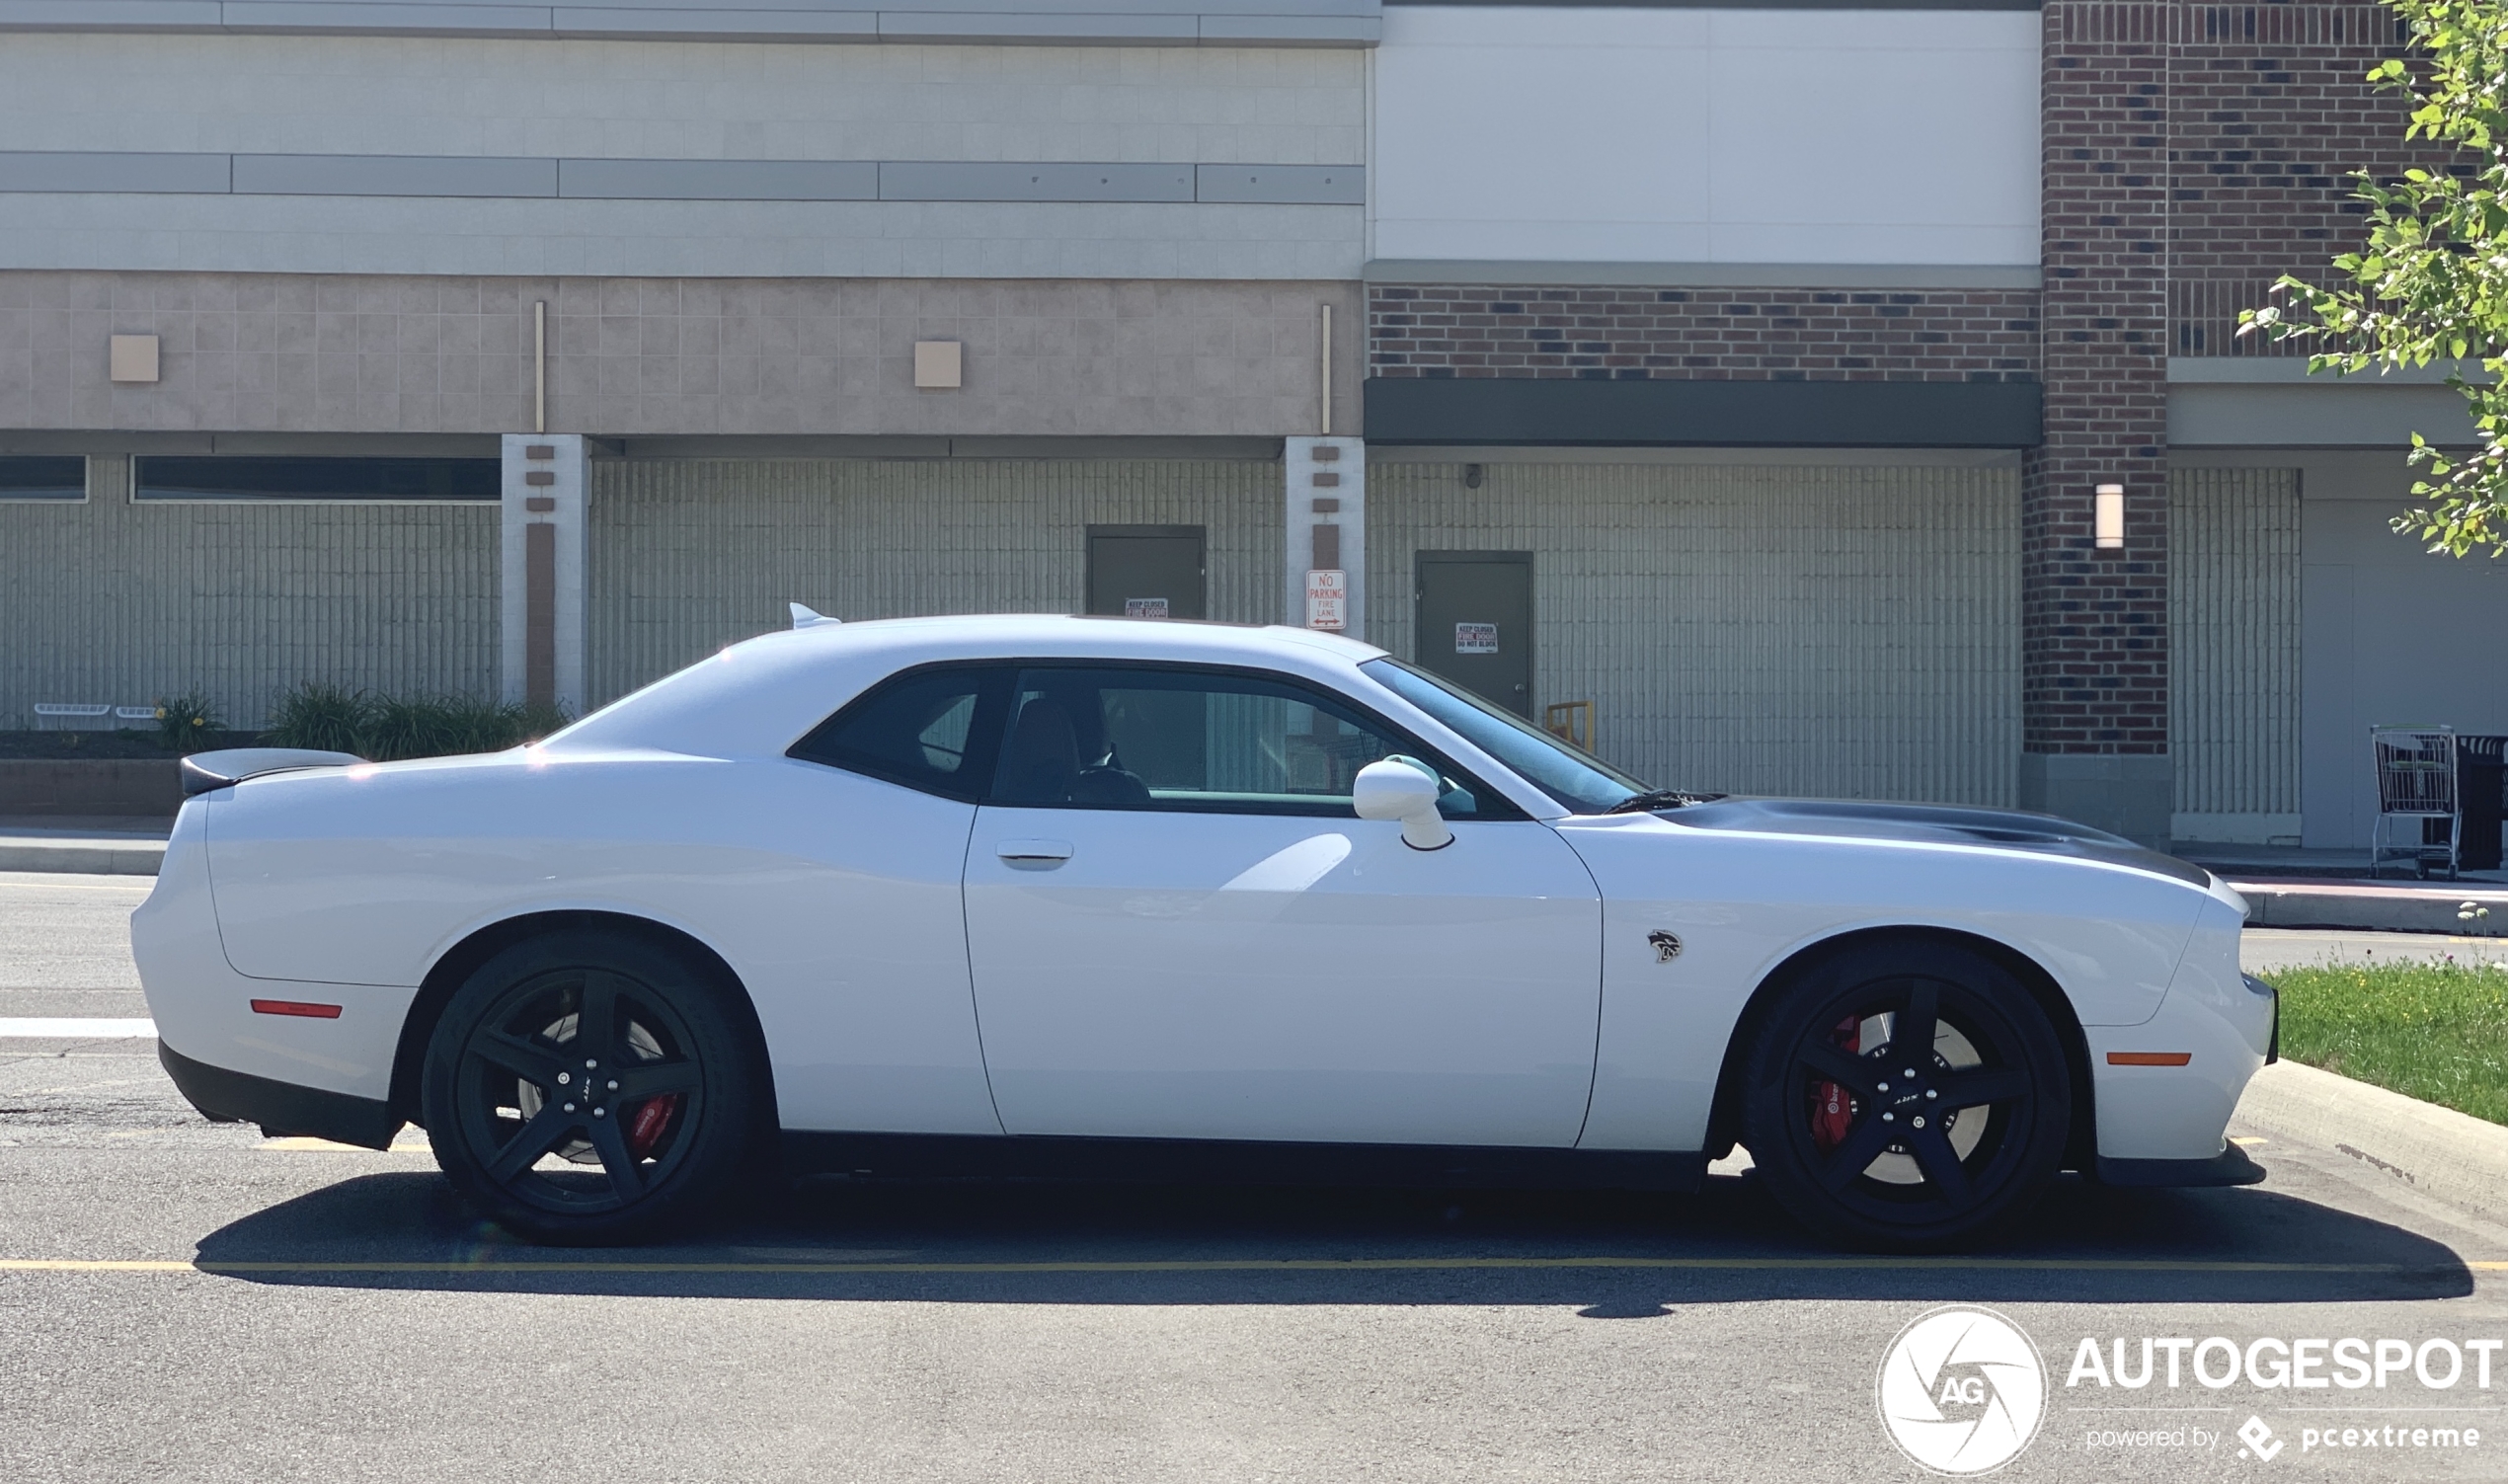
[0,815,171,876]
[2177,838,2508,885]
[2226,877,2508,935]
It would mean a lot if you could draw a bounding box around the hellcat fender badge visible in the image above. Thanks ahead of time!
[1648,930,1683,963]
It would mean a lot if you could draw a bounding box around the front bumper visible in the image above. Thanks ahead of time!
[2249,973,2281,1063]
[2096,1143,2267,1188]
[159,1041,402,1149]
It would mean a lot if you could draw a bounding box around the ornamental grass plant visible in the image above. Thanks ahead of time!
[150,692,224,754]
[261,681,569,761]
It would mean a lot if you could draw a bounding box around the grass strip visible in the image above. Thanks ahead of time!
[2261,960,2508,1127]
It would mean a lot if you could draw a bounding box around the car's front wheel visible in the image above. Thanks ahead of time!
[420,930,759,1244]
[1740,940,2071,1250]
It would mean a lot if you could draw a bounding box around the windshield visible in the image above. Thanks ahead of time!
[1360,659,1653,815]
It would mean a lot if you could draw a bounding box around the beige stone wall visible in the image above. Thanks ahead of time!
[0,272,1363,438]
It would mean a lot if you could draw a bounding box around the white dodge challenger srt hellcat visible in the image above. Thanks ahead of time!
[134,613,2275,1248]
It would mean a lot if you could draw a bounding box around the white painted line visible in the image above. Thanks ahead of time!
[0,1018,157,1039]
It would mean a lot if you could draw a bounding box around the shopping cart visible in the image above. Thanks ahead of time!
[2371,726,2461,879]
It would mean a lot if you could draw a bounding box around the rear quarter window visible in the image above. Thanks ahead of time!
[788,664,1011,801]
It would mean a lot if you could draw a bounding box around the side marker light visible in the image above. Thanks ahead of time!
[251,1000,343,1019]
[2105,1051,2192,1066]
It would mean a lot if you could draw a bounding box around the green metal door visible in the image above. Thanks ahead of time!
[1086,524,1206,620]
[1415,550,1533,717]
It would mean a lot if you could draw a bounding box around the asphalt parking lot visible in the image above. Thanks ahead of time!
[3,870,2504,1482]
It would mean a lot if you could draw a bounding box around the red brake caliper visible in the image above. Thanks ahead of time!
[627,1095,680,1158]
[1810,1015,1859,1152]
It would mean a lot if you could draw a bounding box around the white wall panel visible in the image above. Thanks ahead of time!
[0,195,1364,280]
[0,34,1365,279]
[1368,460,2020,805]
[1371,7,2039,266]
[0,35,1362,164]
[2169,467,2301,840]
[588,458,1282,704]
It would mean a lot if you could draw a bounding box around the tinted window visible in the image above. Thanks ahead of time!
[1361,658,1654,815]
[789,665,1009,801]
[0,456,84,501]
[133,456,500,502]
[990,664,1514,819]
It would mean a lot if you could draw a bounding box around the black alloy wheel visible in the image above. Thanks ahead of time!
[1740,940,2071,1250]
[421,931,759,1244]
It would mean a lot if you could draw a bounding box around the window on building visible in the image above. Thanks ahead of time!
[0,456,86,501]
[131,456,501,502]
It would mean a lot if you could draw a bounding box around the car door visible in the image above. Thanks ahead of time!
[961,662,1603,1147]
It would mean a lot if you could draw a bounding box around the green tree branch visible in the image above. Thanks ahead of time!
[2240,0,2508,555]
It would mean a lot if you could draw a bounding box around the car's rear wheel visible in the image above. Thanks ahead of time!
[420,931,758,1244]
[1740,940,2070,1250]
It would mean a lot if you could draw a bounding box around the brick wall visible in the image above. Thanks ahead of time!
[2023,1,2451,759]
[1368,285,2040,382]
[2169,4,2438,357]
[2029,1,2172,758]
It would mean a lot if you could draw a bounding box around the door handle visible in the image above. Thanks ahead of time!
[996,838,1074,864]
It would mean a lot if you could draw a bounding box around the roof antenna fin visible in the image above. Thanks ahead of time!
[789,602,840,630]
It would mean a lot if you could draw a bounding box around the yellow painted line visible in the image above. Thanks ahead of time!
[2,1257,2505,1277]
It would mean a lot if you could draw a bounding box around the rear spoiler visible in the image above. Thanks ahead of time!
[181,747,364,798]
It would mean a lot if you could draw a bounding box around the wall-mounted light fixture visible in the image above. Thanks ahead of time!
[1464,462,1484,490]
[2094,484,2126,549]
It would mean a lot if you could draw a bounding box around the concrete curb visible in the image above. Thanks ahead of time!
[0,838,164,875]
[2234,881,2508,937]
[2232,1059,2508,1226]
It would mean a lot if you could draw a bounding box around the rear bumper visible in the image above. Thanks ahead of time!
[159,1040,402,1150]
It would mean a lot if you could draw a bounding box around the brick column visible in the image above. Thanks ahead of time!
[2025,1,2173,846]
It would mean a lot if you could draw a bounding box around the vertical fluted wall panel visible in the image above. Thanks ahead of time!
[0,456,499,729]
[1367,461,2023,806]
[588,458,1282,705]
[2169,467,2302,817]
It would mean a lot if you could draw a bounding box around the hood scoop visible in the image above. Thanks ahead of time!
[1659,796,2209,886]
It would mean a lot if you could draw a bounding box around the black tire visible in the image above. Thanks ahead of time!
[1739,939,2071,1251]
[420,930,760,1244]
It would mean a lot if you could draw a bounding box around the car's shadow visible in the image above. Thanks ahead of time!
[190,1166,2478,1308]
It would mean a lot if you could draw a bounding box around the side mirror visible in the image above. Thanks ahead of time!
[1353,756,1454,851]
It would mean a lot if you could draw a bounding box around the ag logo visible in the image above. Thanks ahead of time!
[1876,1306,2047,1475]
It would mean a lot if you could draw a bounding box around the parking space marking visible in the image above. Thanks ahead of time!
[0,1018,156,1039]
[3,1257,2505,1277]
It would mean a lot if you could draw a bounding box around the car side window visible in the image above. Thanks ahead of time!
[788,664,1011,802]
[989,664,1514,819]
